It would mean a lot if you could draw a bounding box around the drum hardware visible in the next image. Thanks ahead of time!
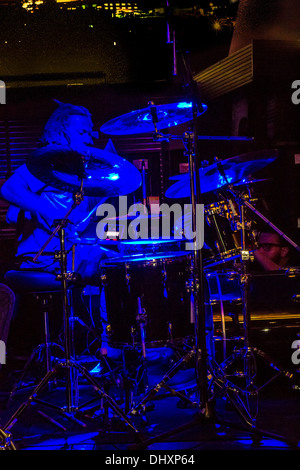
[141,159,148,212]
[160,107,212,416]
[167,322,173,341]
[127,265,205,418]
[130,325,137,345]
[124,96,213,417]
[211,271,228,361]
[8,292,65,400]
[100,251,199,417]
[0,428,16,450]
[214,182,300,418]
[101,100,278,428]
[3,218,139,434]
[165,149,278,199]
[133,297,150,396]
[100,91,295,446]
[2,156,142,438]
[136,297,148,362]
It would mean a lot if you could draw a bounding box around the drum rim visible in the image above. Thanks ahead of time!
[100,251,192,267]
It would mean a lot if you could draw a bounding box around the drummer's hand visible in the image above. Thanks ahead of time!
[253,248,281,271]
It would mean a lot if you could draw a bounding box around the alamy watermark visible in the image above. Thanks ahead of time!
[0,340,6,365]
[95,196,204,251]
[291,80,300,105]
[291,340,300,366]
[0,80,6,104]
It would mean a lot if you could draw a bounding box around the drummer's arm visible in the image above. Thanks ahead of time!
[253,249,282,271]
[74,197,107,235]
[1,172,57,224]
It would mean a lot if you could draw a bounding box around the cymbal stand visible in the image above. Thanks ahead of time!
[218,183,300,415]
[2,182,140,437]
[128,100,254,418]
[128,108,212,417]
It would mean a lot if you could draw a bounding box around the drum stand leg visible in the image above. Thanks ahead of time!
[0,427,16,450]
[128,348,197,418]
[9,298,64,400]
[135,297,149,393]
[2,222,141,440]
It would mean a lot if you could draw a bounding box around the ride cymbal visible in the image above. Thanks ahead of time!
[100,101,207,135]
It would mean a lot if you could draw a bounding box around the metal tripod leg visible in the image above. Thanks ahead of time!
[129,348,197,417]
[2,358,141,436]
[129,352,298,450]
[3,200,143,440]
[0,427,16,450]
[9,341,64,400]
[220,345,300,394]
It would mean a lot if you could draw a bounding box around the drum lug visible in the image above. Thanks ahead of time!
[241,250,250,261]
[186,277,197,293]
[100,273,107,287]
[125,263,131,290]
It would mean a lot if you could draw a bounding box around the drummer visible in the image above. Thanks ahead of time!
[0,101,114,284]
[253,230,290,271]
[0,101,119,357]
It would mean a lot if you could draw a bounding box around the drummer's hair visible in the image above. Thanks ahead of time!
[257,230,289,248]
[40,100,92,145]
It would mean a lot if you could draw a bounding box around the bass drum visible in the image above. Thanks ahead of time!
[100,253,195,347]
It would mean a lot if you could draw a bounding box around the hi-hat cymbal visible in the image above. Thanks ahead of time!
[100,101,207,135]
[26,144,142,197]
[165,149,278,198]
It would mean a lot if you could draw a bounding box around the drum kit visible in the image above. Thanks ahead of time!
[2,99,300,447]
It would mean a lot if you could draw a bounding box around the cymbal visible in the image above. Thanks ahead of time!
[165,149,278,198]
[233,177,270,186]
[26,144,142,197]
[100,101,207,135]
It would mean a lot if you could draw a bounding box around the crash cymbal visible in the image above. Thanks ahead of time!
[100,101,207,135]
[165,149,278,198]
[26,144,142,197]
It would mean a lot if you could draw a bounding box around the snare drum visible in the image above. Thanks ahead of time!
[118,238,185,257]
[100,253,194,346]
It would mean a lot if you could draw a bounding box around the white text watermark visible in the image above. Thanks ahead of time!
[0,340,6,365]
[95,196,204,250]
[0,81,6,104]
[291,340,300,365]
[291,80,300,105]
